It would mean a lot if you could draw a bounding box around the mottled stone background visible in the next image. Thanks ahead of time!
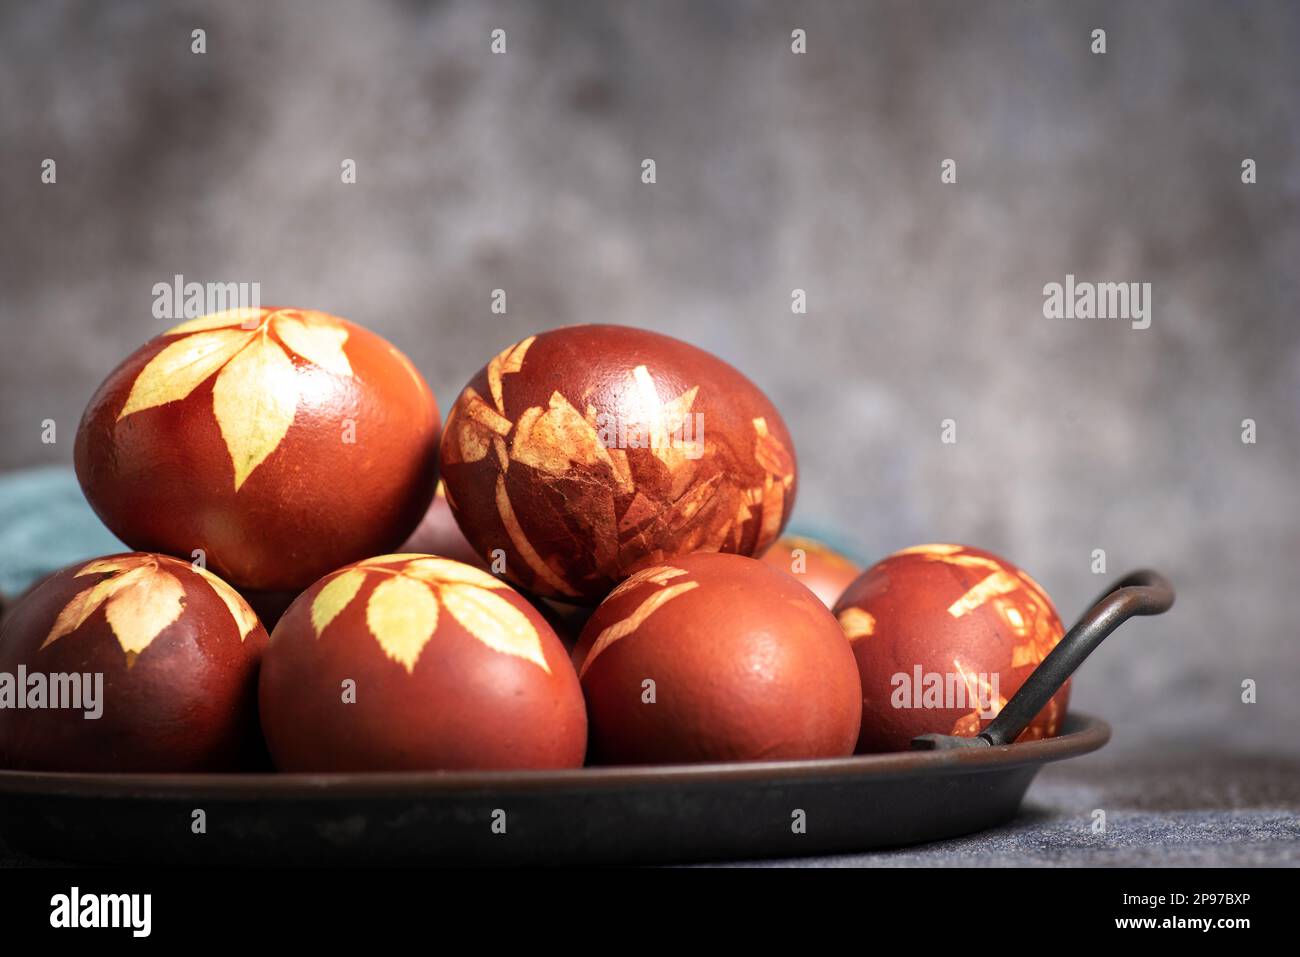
[1,1,1297,757]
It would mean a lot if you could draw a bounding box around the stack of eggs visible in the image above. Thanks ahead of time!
[0,311,1069,772]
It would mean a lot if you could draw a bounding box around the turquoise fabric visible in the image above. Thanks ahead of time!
[0,466,864,598]
[0,467,124,597]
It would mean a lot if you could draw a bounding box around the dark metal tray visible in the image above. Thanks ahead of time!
[0,714,1106,865]
[0,571,1171,865]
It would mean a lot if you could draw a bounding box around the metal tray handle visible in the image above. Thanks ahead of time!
[913,569,1175,750]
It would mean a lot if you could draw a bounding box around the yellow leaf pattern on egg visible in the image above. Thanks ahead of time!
[42,557,186,659]
[630,365,701,480]
[310,567,368,637]
[74,557,139,577]
[487,335,535,413]
[461,389,514,436]
[401,558,505,591]
[895,543,964,557]
[192,565,259,641]
[446,388,512,466]
[510,391,619,478]
[898,545,1064,674]
[837,607,876,641]
[357,553,431,568]
[752,416,794,477]
[117,328,254,420]
[274,315,353,376]
[580,580,698,677]
[366,574,439,672]
[605,564,689,602]
[309,558,557,675]
[42,567,150,648]
[165,308,264,335]
[439,583,550,674]
[103,570,186,656]
[212,333,299,490]
[950,658,1008,736]
[443,333,813,597]
[117,309,358,490]
[494,474,581,597]
[946,571,1023,618]
[1014,569,1057,616]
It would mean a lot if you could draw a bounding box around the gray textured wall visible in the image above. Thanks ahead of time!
[1,1,1297,755]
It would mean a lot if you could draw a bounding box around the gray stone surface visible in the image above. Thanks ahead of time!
[734,753,1300,867]
[0,2,1297,770]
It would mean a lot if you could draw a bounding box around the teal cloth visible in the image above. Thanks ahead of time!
[0,467,124,597]
[0,466,865,597]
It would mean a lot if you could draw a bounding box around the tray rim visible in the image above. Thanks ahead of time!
[0,713,1109,799]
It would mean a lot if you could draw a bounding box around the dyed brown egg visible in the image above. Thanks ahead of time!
[575,552,861,764]
[258,554,587,771]
[0,574,56,628]
[833,544,1069,753]
[439,325,798,604]
[397,486,603,647]
[759,535,862,608]
[75,308,441,592]
[0,553,266,772]
[397,481,486,569]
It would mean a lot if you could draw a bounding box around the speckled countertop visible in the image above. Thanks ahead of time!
[740,753,1300,867]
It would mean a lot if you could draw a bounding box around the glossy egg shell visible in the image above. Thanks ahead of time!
[759,535,862,608]
[75,308,441,592]
[439,325,798,604]
[833,544,1069,752]
[0,553,267,772]
[575,552,861,764]
[258,554,587,771]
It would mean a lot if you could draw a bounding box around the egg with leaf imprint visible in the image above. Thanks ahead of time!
[75,308,441,592]
[0,553,267,772]
[258,554,587,771]
[833,544,1069,753]
[439,325,798,604]
[574,552,861,764]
